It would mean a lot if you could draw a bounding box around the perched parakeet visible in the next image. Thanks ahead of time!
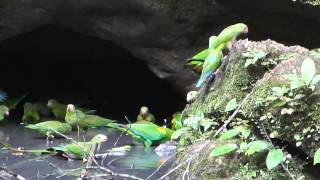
[47,99,68,120]
[0,105,9,122]
[185,49,209,73]
[25,121,72,137]
[47,99,96,120]
[185,36,218,74]
[65,104,115,129]
[136,106,156,123]
[171,112,183,130]
[196,43,225,87]
[112,122,173,147]
[209,23,248,50]
[0,89,7,102]
[22,102,40,124]
[34,102,51,116]
[52,134,108,159]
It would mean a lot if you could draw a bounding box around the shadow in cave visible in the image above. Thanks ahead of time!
[0,25,185,124]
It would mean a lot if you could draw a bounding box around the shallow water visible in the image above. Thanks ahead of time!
[0,123,175,179]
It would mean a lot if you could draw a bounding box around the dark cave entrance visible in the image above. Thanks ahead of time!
[0,25,185,123]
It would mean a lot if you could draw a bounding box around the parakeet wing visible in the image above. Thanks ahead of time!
[196,46,224,87]
[129,124,166,141]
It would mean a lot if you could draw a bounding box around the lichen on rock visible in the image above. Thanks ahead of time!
[176,39,319,179]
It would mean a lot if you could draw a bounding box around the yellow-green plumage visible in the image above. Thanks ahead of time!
[136,106,155,123]
[52,134,107,159]
[25,121,72,136]
[0,105,9,122]
[22,102,40,124]
[65,104,115,129]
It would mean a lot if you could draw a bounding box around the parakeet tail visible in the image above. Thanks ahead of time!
[25,124,37,129]
[0,89,7,102]
[196,71,212,88]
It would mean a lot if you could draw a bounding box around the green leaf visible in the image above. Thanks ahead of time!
[313,148,320,165]
[171,127,189,140]
[246,140,269,156]
[219,129,240,140]
[200,118,216,132]
[311,74,320,86]
[184,116,201,130]
[266,149,284,170]
[301,58,315,86]
[225,98,238,112]
[237,126,251,139]
[210,144,238,157]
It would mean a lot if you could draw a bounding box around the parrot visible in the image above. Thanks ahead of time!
[110,122,173,147]
[196,23,248,88]
[0,89,7,102]
[171,112,183,130]
[47,99,96,120]
[34,102,51,117]
[185,49,209,74]
[0,105,9,122]
[22,102,40,124]
[25,120,72,137]
[136,106,156,123]
[209,23,248,50]
[52,134,108,160]
[184,36,218,74]
[196,43,226,88]
[65,104,115,129]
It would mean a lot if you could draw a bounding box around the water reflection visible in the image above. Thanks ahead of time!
[0,122,175,179]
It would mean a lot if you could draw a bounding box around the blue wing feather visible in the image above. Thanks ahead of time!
[0,90,7,102]
[196,71,212,88]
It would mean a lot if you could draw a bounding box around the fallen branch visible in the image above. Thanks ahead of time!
[0,166,26,180]
[158,140,211,180]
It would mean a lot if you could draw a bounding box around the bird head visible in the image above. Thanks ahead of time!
[91,134,108,143]
[47,99,58,108]
[0,105,9,116]
[186,91,198,103]
[67,104,75,112]
[238,23,249,34]
[140,106,149,116]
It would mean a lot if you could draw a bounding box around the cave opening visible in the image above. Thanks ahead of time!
[0,25,185,124]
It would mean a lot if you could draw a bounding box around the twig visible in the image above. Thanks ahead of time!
[146,149,182,180]
[214,91,253,138]
[158,140,211,180]
[0,166,26,180]
[86,166,143,180]
[80,144,98,179]
[259,122,296,180]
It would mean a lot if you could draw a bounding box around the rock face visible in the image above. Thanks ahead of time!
[1,0,320,94]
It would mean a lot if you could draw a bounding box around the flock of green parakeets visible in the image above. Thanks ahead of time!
[0,23,248,160]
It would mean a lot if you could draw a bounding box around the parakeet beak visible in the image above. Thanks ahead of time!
[47,101,52,107]
[244,26,249,34]
[5,110,9,116]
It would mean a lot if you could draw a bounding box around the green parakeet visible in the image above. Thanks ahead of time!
[196,43,225,87]
[65,104,115,129]
[209,23,248,50]
[34,102,51,116]
[52,134,108,159]
[22,102,40,124]
[25,121,72,137]
[185,49,209,73]
[111,122,173,147]
[196,23,248,87]
[185,36,218,74]
[136,106,155,123]
[171,112,183,130]
[0,105,9,122]
[47,99,96,120]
